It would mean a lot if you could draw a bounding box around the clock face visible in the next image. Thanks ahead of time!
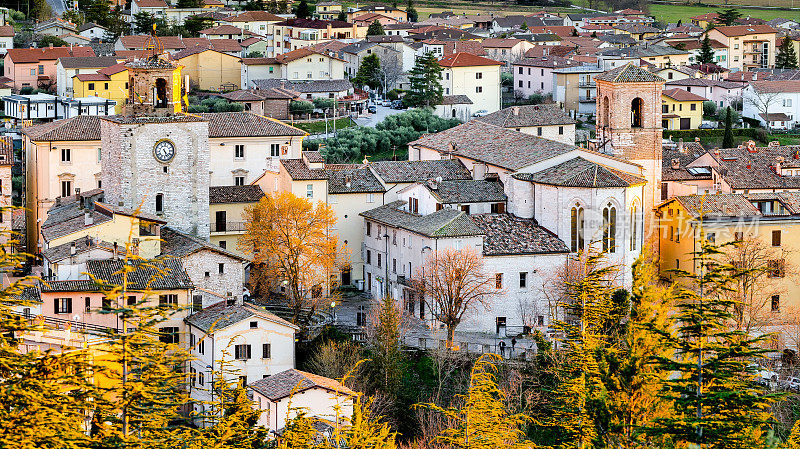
[154,140,175,163]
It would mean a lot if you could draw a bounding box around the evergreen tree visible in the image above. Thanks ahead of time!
[243,0,266,11]
[337,10,347,21]
[521,21,528,30]
[354,54,382,92]
[723,106,735,148]
[647,233,782,449]
[776,38,799,69]
[295,0,310,19]
[404,52,443,108]
[176,0,202,8]
[406,0,418,22]
[697,34,716,65]
[717,8,741,26]
[367,21,385,36]
[133,11,158,34]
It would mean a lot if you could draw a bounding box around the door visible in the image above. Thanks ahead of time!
[341,267,351,286]
[215,211,226,232]
[680,117,691,130]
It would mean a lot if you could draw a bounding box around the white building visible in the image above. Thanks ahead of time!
[475,104,577,145]
[3,94,117,122]
[743,80,800,129]
[186,301,298,427]
[439,52,503,115]
[249,369,356,433]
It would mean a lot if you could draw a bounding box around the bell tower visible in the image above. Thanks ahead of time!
[124,33,186,116]
[595,63,664,239]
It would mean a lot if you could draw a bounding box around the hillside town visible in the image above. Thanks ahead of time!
[3,0,800,446]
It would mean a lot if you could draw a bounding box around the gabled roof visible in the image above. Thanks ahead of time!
[0,25,14,37]
[370,160,472,183]
[751,80,800,94]
[420,179,507,204]
[361,200,483,238]
[227,10,283,22]
[513,156,646,187]
[662,87,707,102]
[133,0,168,7]
[665,77,741,89]
[187,301,297,334]
[7,46,95,64]
[209,185,265,204]
[595,63,665,83]
[476,104,576,128]
[78,22,107,32]
[710,24,776,36]
[249,369,353,401]
[275,47,343,63]
[274,18,353,29]
[22,115,103,141]
[327,167,386,194]
[252,78,352,93]
[118,35,186,51]
[85,258,194,291]
[481,38,525,48]
[670,194,761,218]
[58,56,119,69]
[438,52,502,67]
[160,226,247,261]
[471,213,569,255]
[200,24,252,35]
[200,112,307,138]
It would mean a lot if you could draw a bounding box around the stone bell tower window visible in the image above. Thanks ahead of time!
[631,97,643,128]
[155,78,168,108]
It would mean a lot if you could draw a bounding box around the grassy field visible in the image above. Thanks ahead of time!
[648,3,796,23]
[293,117,356,134]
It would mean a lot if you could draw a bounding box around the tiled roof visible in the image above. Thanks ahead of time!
[241,57,279,65]
[361,200,483,237]
[274,18,353,29]
[118,35,186,51]
[13,286,41,303]
[595,63,665,83]
[442,41,486,57]
[600,44,688,58]
[58,56,118,69]
[85,258,194,290]
[613,23,659,33]
[746,192,800,215]
[422,179,507,203]
[249,369,353,401]
[668,39,727,50]
[276,47,342,63]
[187,301,296,334]
[42,279,106,293]
[200,24,251,35]
[662,87,707,102]
[476,104,576,128]
[711,25,776,36]
[160,226,246,261]
[99,62,129,75]
[440,95,473,105]
[0,25,14,37]
[200,112,306,138]
[0,136,12,166]
[102,114,202,124]
[409,120,577,171]
[227,10,283,22]
[7,46,95,64]
[327,167,386,194]
[481,38,525,48]
[713,145,800,189]
[303,151,324,163]
[133,0,168,7]
[42,236,120,263]
[209,185,265,204]
[751,80,800,94]
[438,52,503,67]
[282,159,327,180]
[512,56,581,69]
[513,157,646,187]
[760,112,792,121]
[22,115,103,141]
[252,78,352,93]
[369,160,472,183]
[220,89,267,101]
[665,78,741,89]
[672,194,761,218]
[471,214,569,255]
[661,142,710,181]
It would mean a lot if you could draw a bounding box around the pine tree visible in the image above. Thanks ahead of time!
[337,10,347,21]
[354,53,382,93]
[367,21,385,36]
[722,106,735,149]
[717,8,741,26]
[404,52,443,108]
[776,38,799,69]
[647,232,782,449]
[295,0,310,19]
[697,34,716,65]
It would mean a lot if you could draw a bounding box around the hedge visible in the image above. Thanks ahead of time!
[663,128,760,140]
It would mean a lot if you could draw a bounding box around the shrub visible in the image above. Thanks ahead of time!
[387,89,400,101]
[187,104,209,113]
[703,101,717,117]
[19,86,33,95]
[302,139,320,151]
[290,100,314,115]
[212,100,243,112]
[313,98,335,110]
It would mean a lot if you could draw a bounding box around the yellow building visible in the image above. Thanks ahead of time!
[657,193,800,345]
[172,47,242,91]
[661,88,706,130]
[72,62,129,114]
[209,185,264,257]
[706,25,777,72]
[316,1,343,20]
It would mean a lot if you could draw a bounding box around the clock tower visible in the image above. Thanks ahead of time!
[100,42,210,238]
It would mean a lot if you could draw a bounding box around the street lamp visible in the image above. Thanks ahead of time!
[330,301,337,324]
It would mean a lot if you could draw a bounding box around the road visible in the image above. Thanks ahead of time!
[47,0,67,15]
[353,104,407,128]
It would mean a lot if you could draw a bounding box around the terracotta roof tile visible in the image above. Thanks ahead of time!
[595,62,665,83]
[662,87,707,102]
[476,104,576,128]
[438,52,502,67]
[471,213,569,255]
[249,369,353,401]
[209,185,265,203]
[200,112,306,138]
[711,24,776,36]
[513,156,645,187]
[370,160,472,183]
[22,115,103,141]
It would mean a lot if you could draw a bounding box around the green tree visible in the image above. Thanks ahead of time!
[406,0,418,22]
[367,21,385,36]
[243,0,265,10]
[521,20,528,30]
[776,37,799,69]
[717,8,741,26]
[38,35,68,48]
[295,0,310,19]
[367,295,403,396]
[337,10,347,21]
[404,52,443,108]
[354,53,382,91]
[723,106,735,148]
[697,34,716,65]
[647,232,782,448]
[176,0,202,7]
[31,0,52,20]
[184,16,214,37]
[133,11,158,34]
[290,100,314,115]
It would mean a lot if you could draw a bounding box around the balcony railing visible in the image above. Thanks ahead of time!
[579,96,597,102]
[13,310,121,336]
[211,222,248,233]
[578,81,596,88]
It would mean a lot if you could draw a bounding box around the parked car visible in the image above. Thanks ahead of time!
[698,122,716,129]
[367,104,377,113]
[391,100,405,109]
[472,109,489,117]
[781,376,800,391]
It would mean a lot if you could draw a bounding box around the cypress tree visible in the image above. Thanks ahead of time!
[405,52,443,108]
[717,8,741,26]
[697,35,716,65]
[367,21,385,36]
[722,106,734,149]
[295,0,310,19]
[776,37,799,69]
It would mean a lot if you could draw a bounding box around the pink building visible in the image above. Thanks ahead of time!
[5,46,95,91]
[664,78,743,109]
[512,56,580,98]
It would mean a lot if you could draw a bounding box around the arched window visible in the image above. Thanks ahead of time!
[602,96,610,127]
[630,202,639,251]
[631,97,643,128]
[603,202,616,253]
[155,78,168,108]
[570,204,584,252]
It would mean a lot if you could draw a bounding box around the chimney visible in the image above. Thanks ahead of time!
[428,178,438,190]
[671,158,680,169]
[512,106,520,116]
[113,242,118,259]
[345,174,352,188]
[677,138,684,153]
[448,142,456,155]
[753,72,758,81]
[70,242,76,256]
[776,156,784,175]
[747,140,757,153]
[84,211,93,226]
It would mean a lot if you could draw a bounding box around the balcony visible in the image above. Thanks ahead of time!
[211,221,247,234]
[579,96,597,103]
[578,81,596,88]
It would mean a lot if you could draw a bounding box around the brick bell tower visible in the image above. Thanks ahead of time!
[124,31,187,116]
[594,63,665,239]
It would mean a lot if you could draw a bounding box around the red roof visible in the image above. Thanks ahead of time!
[200,24,252,35]
[7,46,95,64]
[98,62,128,75]
[275,47,342,63]
[0,25,13,37]
[526,26,575,38]
[227,11,284,22]
[118,35,186,50]
[663,87,707,102]
[75,73,110,81]
[438,52,503,67]
[711,24,776,37]
[134,0,168,7]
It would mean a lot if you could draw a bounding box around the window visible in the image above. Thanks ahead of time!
[97,147,102,163]
[377,253,382,268]
[61,148,71,163]
[490,203,505,213]
[631,97,643,127]
[104,82,109,90]
[769,259,785,278]
[570,205,584,252]
[219,263,224,274]
[366,250,371,264]
[234,144,244,158]
[366,193,374,203]
[784,99,793,107]
[159,327,179,344]
[519,272,527,288]
[193,295,203,312]
[410,197,419,213]
[772,230,781,246]
[270,143,280,157]
[475,86,483,93]
[198,340,205,354]
[558,126,564,135]
[219,241,227,249]
[690,103,696,111]
[127,295,136,306]
[518,80,523,88]
[772,295,781,312]
[476,72,482,79]
[235,344,252,360]
[235,176,245,186]
[61,180,72,198]
[263,343,271,358]
[55,298,72,314]
[85,297,91,312]
[537,127,542,136]
[366,222,372,236]
[495,273,503,289]
[155,193,163,213]
[306,184,313,198]
[630,204,639,250]
[159,294,178,306]
[30,69,35,76]
[602,203,616,253]
[88,82,95,90]
[250,321,258,328]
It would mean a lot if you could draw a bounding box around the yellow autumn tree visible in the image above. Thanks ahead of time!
[239,191,340,324]
[417,353,533,449]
